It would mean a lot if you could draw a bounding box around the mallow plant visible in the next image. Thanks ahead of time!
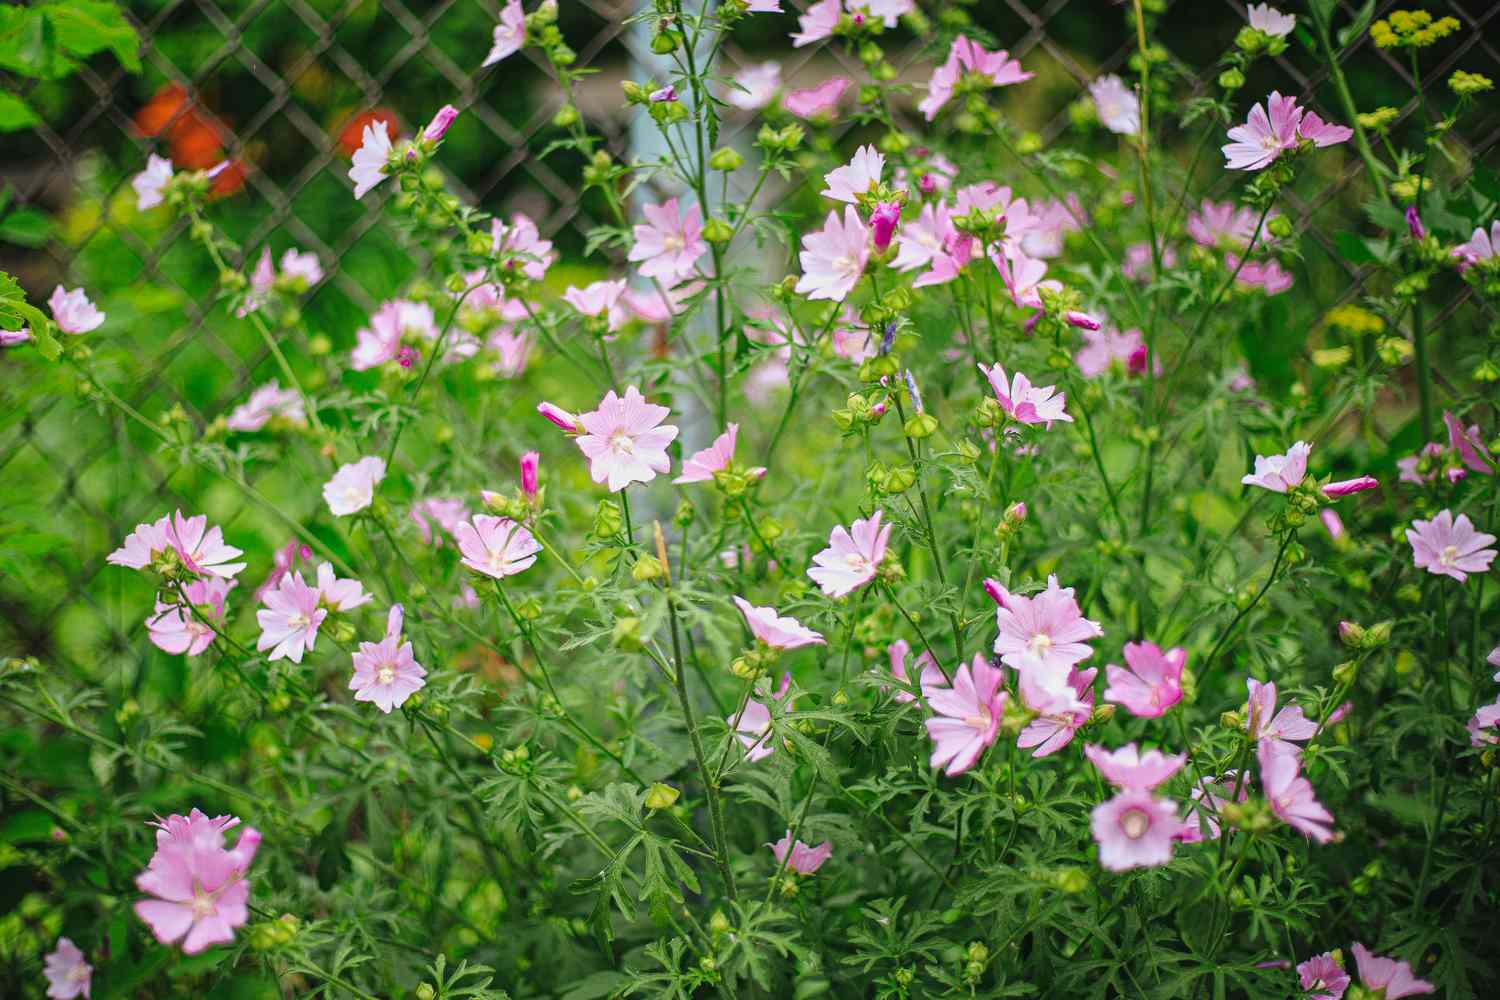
[3,1,1499,998]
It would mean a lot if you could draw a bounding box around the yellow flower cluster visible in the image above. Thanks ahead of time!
[1324,304,1385,336]
[1449,70,1494,96]
[1371,10,1460,49]
[1356,107,1399,131]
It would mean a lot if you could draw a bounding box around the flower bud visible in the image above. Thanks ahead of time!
[416,985,437,1000]
[1331,660,1358,686]
[651,30,679,54]
[552,104,579,128]
[1267,215,1293,239]
[708,146,744,171]
[1338,621,1365,648]
[632,554,665,582]
[702,217,734,245]
[611,616,643,651]
[708,911,731,935]
[870,201,901,252]
[519,450,540,501]
[903,412,938,439]
[1218,67,1246,91]
[644,783,680,810]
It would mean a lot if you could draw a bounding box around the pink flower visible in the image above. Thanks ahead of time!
[1408,509,1496,582]
[351,299,438,370]
[734,596,825,650]
[791,0,839,46]
[1085,743,1187,791]
[492,213,556,280]
[728,61,780,110]
[869,201,901,252]
[350,604,427,713]
[134,810,260,954]
[891,202,951,273]
[1076,327,1150,378]
[1245,679,1317,752]
[537,401,581,432]
[1296,953,1350,1000]
[924,654,1007,776]
[822,145,884,203]
[147,577,233,656]
[1241,440,1310,492]
[887,639,944,704]
[1178,771,1247,842]
[255,570,326,662]
[1397,442,1445,485]
[1452,221,1499,269]
[768,830,831,873]
[746,0,783,12]
[1444,410,1495,475]
[1187,200,1264,250]
[1016,667,1095,757]
[994,250,1060,309]
[1091,789,1183,871]
[1103,641,1185,718]
[254,540,312,602]
[574,386,679,491]
[107,510,247,579]
[1320,509,1345,540]
[628,198,707,282]
[410,497,469,546]
[423,104,459,142]
[1351,945,1434,998]
[1299,109,1354,148]
[807,510,891,597]
[520,450,540,500]
[1323,476,1378,498]
[783,76,850,119]
[794,207,870,302]
[1224,92,1350,170]
[48,286,104,335]
[563,279,630,331]
[1248,4,1296,38]
[323,455,386,516]
[133,154,174,210]
[729,699,775,761]
[978,362,1073,427]
[1235,258,1294,295]
[675,422,764,484]
[225,382,306,432]
[919,35,1032,120]
[1089,74,1140,135]
[42,937,92,999]
[278,248,322,289]
[483,0,525,66]
[1258,740,1334,843]
[1467,699,1500,747]
[455,514,541,578]
[992,575,1103,706]
[349,119,392,199]
[315,562,373,611]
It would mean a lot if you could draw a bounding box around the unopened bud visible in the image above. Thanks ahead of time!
[708,146,744,172]
[644,783,680,810]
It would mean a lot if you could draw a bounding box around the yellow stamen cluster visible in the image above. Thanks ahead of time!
[1371,11,1460,49]
[1324,304,1385,336]
[1448,70,1494,97]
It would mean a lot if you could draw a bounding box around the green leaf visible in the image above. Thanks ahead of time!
[0,269,60,360]
[45,1,141,73]
[1336,0,1377,49]
[0,206,51,247]
[0,6,73,78]
[1334,230,1377,264]
[0,91,39,131]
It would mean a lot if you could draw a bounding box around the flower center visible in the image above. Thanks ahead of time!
[288,611,310,631]
[844,552,871,573]
[376,663,397,685]
[1120,808,1150,839]
[1439,544,1460,567]
[963,709,992,732]
[190,889,217,919]
[663,233,684,251]
[1026,632,1053,659]
[833,254,856,276]
[609,430,636,455]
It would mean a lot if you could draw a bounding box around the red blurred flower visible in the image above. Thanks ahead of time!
[336,108,400,158]
[134,83,229,171]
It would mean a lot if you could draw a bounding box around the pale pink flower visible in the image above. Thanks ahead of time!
[924,654,1007,776]
[978,362,1073,427]
[483,0,525,66]
[254,540,312,602]
[676,422,764,484]
[994,249,1060,309]
[807,510,890,597]
[350,604,427,713]
[1103,642,1185,718]
[729,61,781,110]
[1296,953,1349,1000]
[734,596,824,650]
[891,202,952,273]
[628,198,706,282]
[1323,476,1378,498]
[919,35,1032,120]
[133,154,174,211]
[1085,743,1187,791]
[831,308,875,362]
[455,514,541,578]
[791,0,839,46]
[1452,221,1499,269]
[563,279,630,331]
[349,119,392,199]
[351,299,438,371]
[1091,789,1183,871]
[147,577,233,656]
[256,570,326,662]
[225,382,306,432]
[492,213,556,280]
[409,497,469,546]
[1409,509,1496,582]
[278,248,323,289]
[488,328,531,377]
[1350,944,1435,998]
[1235,258,1294,295]
[1187,200,1264,250]
[323,455,386,516]
[1248,4,1295,38]
[1241,440,1310,492]
[134,811,260,955]
[423,104,459,142]
[783,76,850,119]
[574,386,679,491]
[239,245,279,319]
[1320,509,1345,540]
[1178,771,1247,843]
[992,576,1103,705]
[43,936,92,999]
[794,207,870,302]
[822,145,884,204]
[729,699,775,761]
[1258,740,1334,843]
[1076,327,1150,378]
[48,286,104,335]
[1016,667,1095,757]
[107,510,246,579]
[1444,410,1495,474]
[1223,92,1301,170]
[315,562,373,611]
[1020,197,1081,259]
[1397,442,1445,485]
[652,89,678,106]
[1467,699,1500,747]
[1245,678,1317,753]
[768,831,830,873]
[887,639,944,704]
[1089,74,1140,135]
[1299,109,1354,148]
[1,327,29,347]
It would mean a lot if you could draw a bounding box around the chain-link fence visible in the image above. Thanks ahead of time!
[2,0,1497,681]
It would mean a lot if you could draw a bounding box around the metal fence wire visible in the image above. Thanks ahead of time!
[1,0,1497,678]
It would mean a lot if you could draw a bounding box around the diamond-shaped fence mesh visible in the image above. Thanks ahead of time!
[1,0,1496,680]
